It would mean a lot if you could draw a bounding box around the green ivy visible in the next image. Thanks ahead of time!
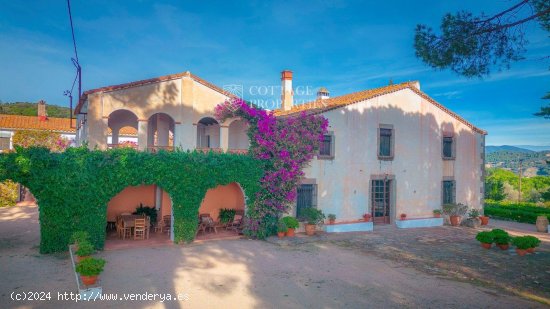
[0,147,263,253]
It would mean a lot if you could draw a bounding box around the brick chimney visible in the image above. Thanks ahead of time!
[37,100,47,121]
[281,70,293,111]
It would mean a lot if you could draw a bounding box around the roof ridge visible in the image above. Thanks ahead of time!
[76,71,237,114]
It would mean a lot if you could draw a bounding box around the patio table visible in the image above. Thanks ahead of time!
[121,215,150,239]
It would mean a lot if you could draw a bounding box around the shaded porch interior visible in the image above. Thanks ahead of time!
[105,182,245,250]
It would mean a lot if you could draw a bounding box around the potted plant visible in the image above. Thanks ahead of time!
[524,235,541,253]
[76,257,106,286]
[327,214,336,225]
[475,231,494,249]
[479,211,489,226]
[303,208,325,236]
[468,208,480,219]
[433,209,442,218]
[362,213,372,222]
[281,216,299,237]
[277,220,288,239]
[512,236,532,256]
[492,229,511,250]
[443,203,468,226]
[71,231,90,249]
[400,213,407,220]
[75,241,95,262]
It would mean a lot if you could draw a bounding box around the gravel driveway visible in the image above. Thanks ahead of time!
[0,206,546,308]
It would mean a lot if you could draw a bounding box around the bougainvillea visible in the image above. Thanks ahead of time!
[13,130,71,152]
[215,98,328,238]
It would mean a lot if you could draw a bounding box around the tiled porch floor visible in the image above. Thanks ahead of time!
[104,228,241,250]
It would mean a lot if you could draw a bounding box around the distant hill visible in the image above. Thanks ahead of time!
[486,148,550,176]
[485,145,534,154]
[0,102,71,118]
[514,145,550,152]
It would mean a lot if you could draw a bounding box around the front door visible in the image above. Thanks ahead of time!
[371,179,391,224]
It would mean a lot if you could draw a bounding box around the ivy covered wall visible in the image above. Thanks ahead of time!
[0,147,263,253]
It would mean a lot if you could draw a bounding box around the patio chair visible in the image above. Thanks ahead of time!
[199,214,217,233]
[226,214,243,232]
[134,218,146,240]
[117,217,132,240]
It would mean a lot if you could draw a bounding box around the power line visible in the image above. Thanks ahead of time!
[65,0,82,128]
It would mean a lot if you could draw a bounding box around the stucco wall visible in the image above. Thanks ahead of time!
[198,182,245,221]
[84,75,240,150]
[301,88,484,222]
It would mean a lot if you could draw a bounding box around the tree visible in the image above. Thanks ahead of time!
[485,178,506,201]
[534,92,550,119]
[414,1,550,77]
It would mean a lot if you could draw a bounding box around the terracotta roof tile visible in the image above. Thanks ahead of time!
[0,115,75,133]
[0,114,137,136]
[274,82,486,135]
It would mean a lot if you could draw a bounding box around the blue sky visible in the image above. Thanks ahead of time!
[1,0,549,146]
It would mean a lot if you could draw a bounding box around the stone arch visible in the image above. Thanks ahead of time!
[196,117,220,149]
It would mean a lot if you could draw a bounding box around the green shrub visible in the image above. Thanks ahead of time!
[512,236,532,250]
[491,229,510,245]
[327,214,336,221]
[281,216,299,229]
[0,180,18,207]
[0,147,263,253]
[76,257,106,276]
[524,235,541,248]
[75,241,95,256]
[433,209,442,215]
[475,231,494,244]
[302,208,325,225]
[218,208,237,224]
[484,200,550,224]
[71,231,90,245]
[277,220,288,233]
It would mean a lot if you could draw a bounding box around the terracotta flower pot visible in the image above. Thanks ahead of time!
[526,247,535,254]
[277,232,285,239]
[305,224,316,236]
[80,275,98,286]
[434,213,441,218]
[363,214,372,222]
[516,248,527,256]
[497,244,509,250]
[400,214,407,220]
[481,242,492,249]
[480,216,489,226]
[328,219,335,225]
[285,228,295,237]
[450,215,461,226]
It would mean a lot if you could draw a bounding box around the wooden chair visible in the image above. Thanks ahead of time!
[162,215,171,236]
[116,216,132,240]
[134,218,146,240]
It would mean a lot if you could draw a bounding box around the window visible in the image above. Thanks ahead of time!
[378,126,394,159]
[442,180,456,204]
[296,184,317,220]
[0,137,10,151]
[442,136,455,159]
[318,133,334,158]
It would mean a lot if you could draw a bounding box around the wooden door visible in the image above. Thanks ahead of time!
[371,179,391,224]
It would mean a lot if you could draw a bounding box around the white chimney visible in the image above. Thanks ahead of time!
[317,87,330,100]
[281,70,293,111]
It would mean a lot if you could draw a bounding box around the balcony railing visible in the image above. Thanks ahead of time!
[227,148,249,155]
[108,143,138,150]
[147,146,175,153]
[195,147,223,154]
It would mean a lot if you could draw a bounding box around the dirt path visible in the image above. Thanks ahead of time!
[0,206,546,308]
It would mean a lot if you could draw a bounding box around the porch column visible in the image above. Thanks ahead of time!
[157,114,170,147]
[220,125,229,152]
[111,127,120,145]
[137,120,148,151]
